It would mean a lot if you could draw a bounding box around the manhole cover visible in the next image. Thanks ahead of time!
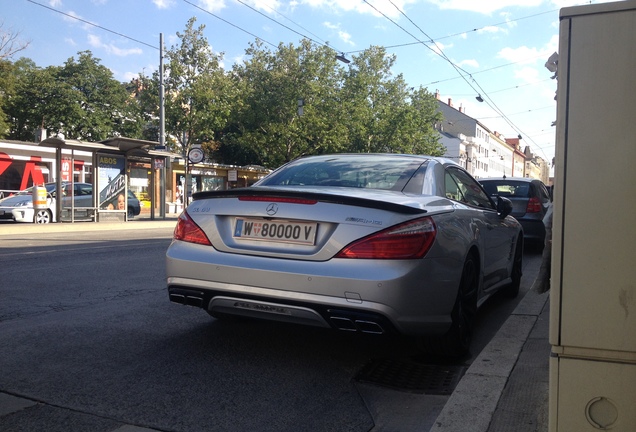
[355,358,466,395]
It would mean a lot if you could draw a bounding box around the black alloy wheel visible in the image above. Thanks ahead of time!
[421,254,479,358]
[504,237,523,298]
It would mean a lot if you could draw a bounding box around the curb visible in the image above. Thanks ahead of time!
[429,289,550,432]
[0,217,179,235]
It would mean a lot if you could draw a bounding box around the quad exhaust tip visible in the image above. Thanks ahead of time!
[330,316,385,335]
[169,293,204,308]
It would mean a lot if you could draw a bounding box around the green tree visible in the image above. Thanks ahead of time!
[56,51,131,140]
[124,72,159,141]
[340,46,443,155]
[5,52,136,141]
[225,39,346,168]
[4,59,80,142]
[163,17,233,157]
[0,21,30,137]
[0,59,16,138]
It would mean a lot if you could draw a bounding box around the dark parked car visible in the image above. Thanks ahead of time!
[479,177,552,250]
[167,154,523,356]
[127,190,141,219]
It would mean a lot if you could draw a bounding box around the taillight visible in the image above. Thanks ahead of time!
[335,217,436,259]
[526,197,542,213]
[173,211,212,246]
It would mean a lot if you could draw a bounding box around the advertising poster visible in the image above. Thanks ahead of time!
[97,153,126,211]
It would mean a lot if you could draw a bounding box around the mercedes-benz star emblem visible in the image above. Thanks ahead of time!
[266,203,278,215]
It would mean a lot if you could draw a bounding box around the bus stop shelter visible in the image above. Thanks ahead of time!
[39,136,181,222]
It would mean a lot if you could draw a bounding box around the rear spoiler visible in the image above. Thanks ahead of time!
[193,187,427,215]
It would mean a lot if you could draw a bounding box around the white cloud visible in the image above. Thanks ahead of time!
[339,30,354,46]
[323,22,354,46]
[430,40,451,57]
[458,58,479,68]
[240,0,283,12]
[497,34,559,66]
[60,10,98,32]
[498,45,542,64]
[514,66,539,83]
[152,0,176,8]
[477,26,506,35]
[301,0,417,19]
[122,71,140,82]
[87,34,143,56]
[428,0,542,15]
[48,0,62,6]
[196,0,226,12]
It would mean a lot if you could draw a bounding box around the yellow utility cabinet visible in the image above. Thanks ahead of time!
[551,1,636,431]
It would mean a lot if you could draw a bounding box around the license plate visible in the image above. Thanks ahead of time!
[233,218,317,245]
[0,210,4,215]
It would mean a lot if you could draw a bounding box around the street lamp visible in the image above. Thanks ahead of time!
[336,52,351,64]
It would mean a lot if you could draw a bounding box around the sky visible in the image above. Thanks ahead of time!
[2,0,621,165]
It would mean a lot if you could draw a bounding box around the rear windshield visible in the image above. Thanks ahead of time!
[259,156,427,192]
[481,181,531,198]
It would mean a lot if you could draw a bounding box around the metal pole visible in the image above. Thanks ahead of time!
[159,33,167,218]
[160,33,165,149]
[56,146,62,223]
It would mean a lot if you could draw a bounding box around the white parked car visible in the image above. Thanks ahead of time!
[0,182,93,223]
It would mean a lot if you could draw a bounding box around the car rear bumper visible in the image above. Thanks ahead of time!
[166,241,463,337]
[518,218,546,242]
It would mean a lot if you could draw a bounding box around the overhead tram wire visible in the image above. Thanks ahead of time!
[361,1,482,99]
[422,55,551,86]
[380,0,546,158]
[234,0,330,48]
[25,0,159,51]
[181,0,277,48]
[185,0,345,58]
[345,8,559,55]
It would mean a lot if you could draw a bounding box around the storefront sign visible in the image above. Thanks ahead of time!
[61,157,72,182]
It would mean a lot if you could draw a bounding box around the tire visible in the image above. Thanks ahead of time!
[504,237,523,298]
[421,254,479,358]
[127,208,134,220]
[34,209,52,224]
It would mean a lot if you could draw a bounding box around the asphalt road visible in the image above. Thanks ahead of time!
[0,222,542,432]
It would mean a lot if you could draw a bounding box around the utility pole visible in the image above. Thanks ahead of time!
[159,33,166,218]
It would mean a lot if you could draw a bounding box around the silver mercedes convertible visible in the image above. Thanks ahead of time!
[166,153,523,356]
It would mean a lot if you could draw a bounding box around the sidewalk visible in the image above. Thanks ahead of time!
[0,215,179,235]
[430,287,550,432]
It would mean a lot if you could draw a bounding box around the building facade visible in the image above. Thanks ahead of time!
[435,92,550,182]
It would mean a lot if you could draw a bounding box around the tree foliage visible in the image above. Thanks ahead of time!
[3,52,141,141]
[1,18,445,167]
[225,39,347,167]
[162,17,233,157]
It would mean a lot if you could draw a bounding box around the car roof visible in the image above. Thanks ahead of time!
[292,153,461,167]
[479,177,538,183]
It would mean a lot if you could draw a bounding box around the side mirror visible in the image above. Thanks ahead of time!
[497,196,513,218]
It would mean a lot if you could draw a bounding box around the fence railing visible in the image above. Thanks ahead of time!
[0,189,22,199]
